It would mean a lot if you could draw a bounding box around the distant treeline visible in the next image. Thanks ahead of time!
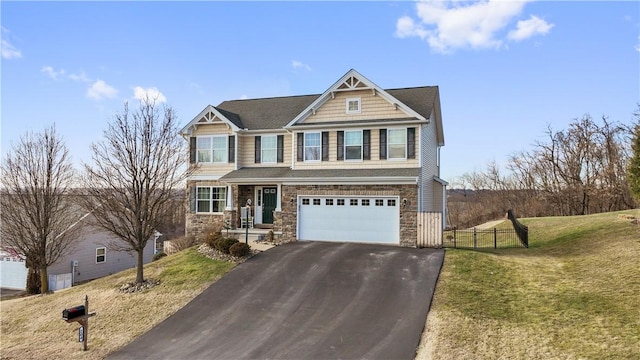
[447,113,639,228]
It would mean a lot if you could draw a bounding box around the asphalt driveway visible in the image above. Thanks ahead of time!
[108,241,444,360]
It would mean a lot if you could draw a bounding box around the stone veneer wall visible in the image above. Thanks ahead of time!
[185,180,234,240]
[276,184,418,247]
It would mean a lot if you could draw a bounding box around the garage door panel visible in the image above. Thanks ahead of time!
[298,196,399,244]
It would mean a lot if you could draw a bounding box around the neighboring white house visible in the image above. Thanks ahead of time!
[0,250,27,290]
[1,212,158,291]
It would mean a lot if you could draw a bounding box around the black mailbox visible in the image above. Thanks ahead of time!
[62,305,86,320]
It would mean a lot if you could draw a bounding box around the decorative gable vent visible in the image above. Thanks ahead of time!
[198,111,218,124]
[337,76,369,91]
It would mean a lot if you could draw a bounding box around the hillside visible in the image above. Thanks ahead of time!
[417,210,640,359]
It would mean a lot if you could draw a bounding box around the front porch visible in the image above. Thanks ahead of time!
[231,184,282,229]
[224,227,281,252]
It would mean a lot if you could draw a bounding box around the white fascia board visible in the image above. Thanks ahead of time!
[222,177,418,185]
[433,175,449,186]
[283,176,418,185]
[289,118,427,131]
[187,174,224,181]
[179,105,241,136]
[239,129,288,135]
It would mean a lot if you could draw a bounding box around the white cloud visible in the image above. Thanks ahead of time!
[395,16,428,39]
[636,36,640,53]
[396,0,552,53]
[68,71,91,83]
[1,27,22,59]
[41,66,66,80]
[508,15,554,41]
[292,60,312,71]
[87,80,118,100]
[133,86,167,103]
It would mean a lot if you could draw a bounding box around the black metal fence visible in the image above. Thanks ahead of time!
[443,227,527,249]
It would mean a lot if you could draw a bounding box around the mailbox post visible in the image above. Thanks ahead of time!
[63,295,96,351]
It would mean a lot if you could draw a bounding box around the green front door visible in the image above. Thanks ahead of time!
[262,187,277,224]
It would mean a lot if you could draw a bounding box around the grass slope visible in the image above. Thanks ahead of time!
[418,210,640,359]
[0,247,234,360]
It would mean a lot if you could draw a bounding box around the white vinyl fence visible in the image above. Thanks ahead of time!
[49,273,72,291]
[417,212,443,248]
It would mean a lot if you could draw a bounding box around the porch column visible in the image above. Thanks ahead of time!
[276,183,282,211]
[226,185,234,210]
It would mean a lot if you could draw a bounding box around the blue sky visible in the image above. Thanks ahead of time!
[2,1,638,183]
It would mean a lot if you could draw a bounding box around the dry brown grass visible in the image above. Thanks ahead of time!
[0,247,234,360]
[417,209,640,360]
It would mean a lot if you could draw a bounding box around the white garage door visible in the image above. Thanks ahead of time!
[298,196,399,244]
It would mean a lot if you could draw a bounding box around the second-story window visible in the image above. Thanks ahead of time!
[261,135,277,164]
[197,136,227,164]
[345,130,362,161]
[304,132,321,161]
[388,128,407,159]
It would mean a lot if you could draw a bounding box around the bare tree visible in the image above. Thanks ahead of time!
[0,126,79,293]
[628,106,640,205]
[79,99,189,284]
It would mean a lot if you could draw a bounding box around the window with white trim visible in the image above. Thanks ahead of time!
[261,135,277,164]
[196,186,227,213]
[345,130,363,161]
[96,247,106,263]
[346,98,361,114]
[388,128,407,159]
[304,132,321,161]
[197,136,227,163]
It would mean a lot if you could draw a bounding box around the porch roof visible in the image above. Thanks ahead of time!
[219,167,420,184]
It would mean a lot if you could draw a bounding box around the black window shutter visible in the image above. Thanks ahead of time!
[363,130,370,160]
[379,129,387,160]
[297,133,304,162]
[337,131,344,161]
[277,135,284,163]
[254,136,261,163]
[322,132,329,161]
[190,186,196,213]
[189,137,196,163]
[407,128,416,159]
[228,135,235,163]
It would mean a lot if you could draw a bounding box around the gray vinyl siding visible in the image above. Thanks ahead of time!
[432,181,445,213]
[419,111,439,212]
[47,216,155,284]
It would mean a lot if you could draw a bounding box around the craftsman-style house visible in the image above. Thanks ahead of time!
[179,69,446,247]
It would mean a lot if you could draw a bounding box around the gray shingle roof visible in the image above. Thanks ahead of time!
[216,95,318,130]
[214,107,244,129]
[219,167,420,181]
[214,87,437,131]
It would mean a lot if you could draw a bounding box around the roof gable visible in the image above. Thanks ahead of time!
[179,105,243,135]
[285,69,427,128]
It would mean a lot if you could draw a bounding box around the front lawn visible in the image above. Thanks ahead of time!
[417,210,640,359]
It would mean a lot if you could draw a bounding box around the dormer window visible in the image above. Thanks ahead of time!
[346,98,361,114]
